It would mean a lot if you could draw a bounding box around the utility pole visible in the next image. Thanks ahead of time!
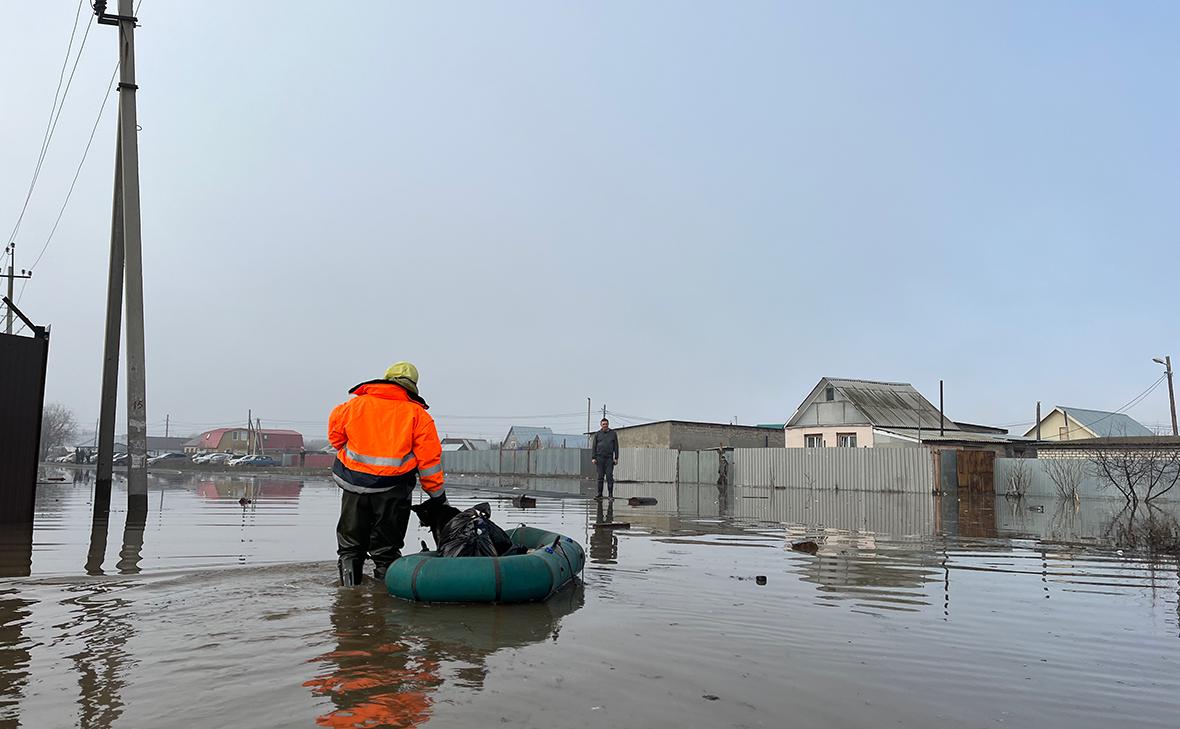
[165,413,169,438]
[94,0,148,513]
[1154,356,1178,436]
[4,244,33,334]
[247,409,253,454]
[586,397,591,434]
[256,417,264,455]
[939,380,945,437]
[1035,401,1041,441]
[602,404,607,421]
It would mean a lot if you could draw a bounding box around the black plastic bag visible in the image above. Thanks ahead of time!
[438,502,515,557]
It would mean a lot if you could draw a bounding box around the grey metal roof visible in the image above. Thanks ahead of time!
[1054,406,1154,438]
[825,378,960,431]
[502,427,588,449]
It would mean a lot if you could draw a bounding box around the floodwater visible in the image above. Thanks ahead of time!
[2,468,1178,729]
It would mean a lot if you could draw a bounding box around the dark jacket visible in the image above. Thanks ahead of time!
[591,429,619,459]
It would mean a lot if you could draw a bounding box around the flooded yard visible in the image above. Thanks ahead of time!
[2,468,1178,728]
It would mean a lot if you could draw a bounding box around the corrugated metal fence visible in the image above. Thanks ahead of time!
[442,448,589,478]
[613,448,679,483]
[993,458,1121,499]
[731,447,935,494]
[443,446,937,494]
[731,487,937,536]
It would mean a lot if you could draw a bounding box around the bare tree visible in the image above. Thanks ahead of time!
[1089,445,1180,505]
[1044,458,1086,503]
[40,403,77,461]
[1104,503,1180,558]
[1004,458,1031,498]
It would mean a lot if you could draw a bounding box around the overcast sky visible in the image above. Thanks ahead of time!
[3,1,1178,441]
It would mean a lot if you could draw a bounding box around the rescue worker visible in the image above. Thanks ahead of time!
[590,418,619,499]
[329,362,446,585]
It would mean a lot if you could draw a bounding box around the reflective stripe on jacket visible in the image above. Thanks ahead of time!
[328,380,445,495]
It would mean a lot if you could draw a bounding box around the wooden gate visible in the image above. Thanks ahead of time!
[956,450,995,493]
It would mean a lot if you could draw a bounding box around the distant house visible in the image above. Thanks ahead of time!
[1023,406,1153,441]
[613,420,784,450]
[441,438,491,452]
[501,426,588,450]
[188,427,305,455]
[785,377,1009,449]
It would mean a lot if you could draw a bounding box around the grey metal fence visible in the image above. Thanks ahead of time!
[731,447,935,494]
[613,448,678,483]
[993,458,1123,499]
[731,487,937,536]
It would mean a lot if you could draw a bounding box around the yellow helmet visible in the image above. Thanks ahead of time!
[383,361,420,395]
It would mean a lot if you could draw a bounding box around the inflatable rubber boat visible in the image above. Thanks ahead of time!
[385,525,585,603]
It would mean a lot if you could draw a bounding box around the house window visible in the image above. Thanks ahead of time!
[825,386,835,402]
[805,434,824,448]
[837,432,857,448]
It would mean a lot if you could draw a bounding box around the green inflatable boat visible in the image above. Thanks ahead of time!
[385,526,585,603]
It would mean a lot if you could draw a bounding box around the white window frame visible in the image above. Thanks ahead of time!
[805,434,824,448]
[837,432,857,448]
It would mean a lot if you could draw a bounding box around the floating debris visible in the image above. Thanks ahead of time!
[790,540,819,555]
[239,497,252,506]
[628,496,657,506]
[755,575,767,585]
[512,495,537,508]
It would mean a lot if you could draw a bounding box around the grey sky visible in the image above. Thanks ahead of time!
[3,1,1178,441]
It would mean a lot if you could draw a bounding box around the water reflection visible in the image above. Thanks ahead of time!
[0,523,32,579]
[306,584,583,727]
[590,500,618,565]
[64,584,136,729]
[0,589,33,728]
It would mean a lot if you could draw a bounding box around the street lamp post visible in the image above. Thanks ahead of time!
[1153,356,1177,436]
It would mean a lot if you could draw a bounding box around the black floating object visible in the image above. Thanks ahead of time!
[512,495,537,508]
[594,522,631,530]
[420,540,430,552]
[755,575,767,585]
[702,694,720,701]
[628,496,658,506]
[791,540,819,555]
[239,497,252,506]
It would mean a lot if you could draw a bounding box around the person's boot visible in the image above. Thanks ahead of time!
[372,554,399,581]
[338,557,364,586]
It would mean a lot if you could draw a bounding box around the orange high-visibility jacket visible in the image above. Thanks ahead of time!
[328,380,444,495]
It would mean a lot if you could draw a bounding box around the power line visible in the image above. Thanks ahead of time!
[6,0,88,247]
[19,65,119,293]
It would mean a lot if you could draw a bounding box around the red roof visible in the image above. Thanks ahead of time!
[196,427,304,451]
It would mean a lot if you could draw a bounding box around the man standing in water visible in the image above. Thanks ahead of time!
[329,362,446,585]
[590,418,619,499]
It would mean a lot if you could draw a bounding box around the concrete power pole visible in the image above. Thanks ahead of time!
[4,244,33,334]
[94,0,149,512]
[1155,356,1178,436]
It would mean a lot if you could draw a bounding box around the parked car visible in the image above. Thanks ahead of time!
[147,452,187,466]
[230,455,279,467]
[112,453,129,466]
[205,452,236,465]
[192,452,222,464]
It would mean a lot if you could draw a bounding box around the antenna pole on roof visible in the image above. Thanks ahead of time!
[1035,402,1042,441]
[587,397,591,435]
